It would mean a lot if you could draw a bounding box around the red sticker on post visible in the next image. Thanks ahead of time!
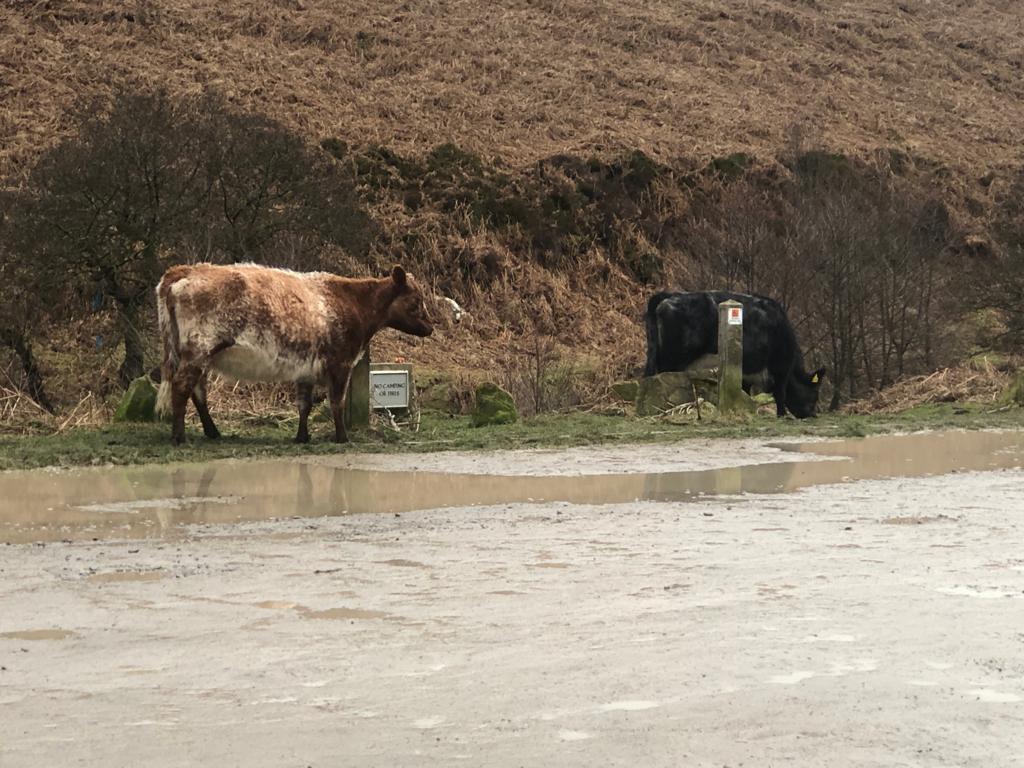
[727,306,743,325]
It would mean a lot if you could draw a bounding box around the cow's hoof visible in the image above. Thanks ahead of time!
[204,429,221,440]
[332,435,349,444]
[294,433,310,445]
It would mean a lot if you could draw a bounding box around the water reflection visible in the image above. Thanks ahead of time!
[1,430,1021,543]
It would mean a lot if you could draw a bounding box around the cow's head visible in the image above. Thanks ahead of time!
[786,367,826,418]
[385,265,434,337]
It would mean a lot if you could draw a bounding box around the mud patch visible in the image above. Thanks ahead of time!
[599,700,660,712]
[0,629,76,641]
[295,606,394,621]
[87,570,165,583]
[376,559,430,569]
[882,515,954,525]
[1,466,1024,765]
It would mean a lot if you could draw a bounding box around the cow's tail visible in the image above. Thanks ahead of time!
[643,292,671,377]
[155,278,180,418]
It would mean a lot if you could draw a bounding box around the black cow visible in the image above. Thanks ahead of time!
[644,291,825,418]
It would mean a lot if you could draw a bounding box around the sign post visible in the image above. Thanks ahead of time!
[717,300,746,415]
[370,365,412,411]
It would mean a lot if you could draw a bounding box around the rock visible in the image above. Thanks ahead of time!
[114,377,157,422]
[688,372,719,405]
[686,353,720,380]
[636,370,757,417]
[471,382,518,426]
[635,372,695,416]
[610,380,639,403]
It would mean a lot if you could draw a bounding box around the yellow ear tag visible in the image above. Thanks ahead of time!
[811,374,819,384]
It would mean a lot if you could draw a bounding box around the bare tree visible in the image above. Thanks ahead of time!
[678,147,955,409]
[12,88,213,386]
[7,86,371,392]
[973,167,1024,347]
[0,240,56,412]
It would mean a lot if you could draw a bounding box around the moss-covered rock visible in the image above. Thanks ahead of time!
[114,377,157,422]
[471,382,518,426]
[635,370,728,416]
[635,372,694,416]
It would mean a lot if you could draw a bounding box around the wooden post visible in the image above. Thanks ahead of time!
[717,300,746,415]
[345,347,371,431]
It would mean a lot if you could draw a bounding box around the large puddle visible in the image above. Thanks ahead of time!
[1,430,1022,544]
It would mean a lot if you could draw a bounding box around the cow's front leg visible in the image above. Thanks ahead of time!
[327,365,352,444]
[772,379,789,418]
[295,382,314,444]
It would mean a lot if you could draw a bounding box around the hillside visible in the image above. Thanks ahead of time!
[1,0,1023,421]
[3,0,1023,182]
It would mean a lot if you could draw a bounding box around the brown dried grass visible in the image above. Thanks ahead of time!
[2,0,1023,192]
[4,0,1023,431]
[843,361,1013,415]
[0,384,109,435]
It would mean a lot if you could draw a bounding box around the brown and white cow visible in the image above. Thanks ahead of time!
[155,263,433,445]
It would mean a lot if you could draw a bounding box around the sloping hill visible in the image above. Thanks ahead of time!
[2,0,1023,419]
[3,0,1023,182]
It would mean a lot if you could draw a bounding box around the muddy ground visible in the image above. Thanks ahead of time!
[2,434,1024,766]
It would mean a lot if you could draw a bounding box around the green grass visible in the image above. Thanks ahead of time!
[2,403,1023,471]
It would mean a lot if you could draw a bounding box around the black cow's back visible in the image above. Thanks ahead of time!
[646,292,717,376]
[648,291,799,380]
[643,290,821,417]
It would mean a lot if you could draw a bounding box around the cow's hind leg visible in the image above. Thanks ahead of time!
[191,371,220,439]
[170,364,203,445]
[327,365,352,444]
[295,383,314,444]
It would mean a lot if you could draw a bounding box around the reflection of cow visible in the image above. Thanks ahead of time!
[644,291,825,418]
[155,263,433,444]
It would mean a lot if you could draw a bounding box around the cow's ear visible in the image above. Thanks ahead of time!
[391,265,407,287]
[810,367,826,385]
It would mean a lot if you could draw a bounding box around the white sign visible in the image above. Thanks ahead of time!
[370,370,410,409]
[727,306,743,326]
